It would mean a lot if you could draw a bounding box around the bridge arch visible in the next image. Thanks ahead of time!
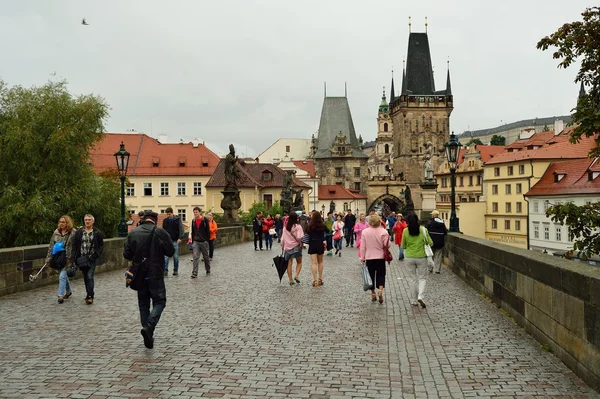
[368,194,404,215]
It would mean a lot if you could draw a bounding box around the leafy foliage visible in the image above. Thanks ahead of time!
[546,202,600,258]
[537,6,600,157]
[490,135,506,146]
[241,202,283,225]
[465,138,483,146]
[0,79,119,247]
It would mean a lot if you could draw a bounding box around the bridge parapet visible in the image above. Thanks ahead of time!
[445,234,600,392]
[0,225,249,298]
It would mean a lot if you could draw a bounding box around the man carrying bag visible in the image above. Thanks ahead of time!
[123,210,175,349]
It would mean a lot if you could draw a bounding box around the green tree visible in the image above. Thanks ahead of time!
[490,135,506,146]
[0,79,119,247]
[465,138,483,146]
[538,8,600,257]
[537,6,600,157]
[241,202,284,225]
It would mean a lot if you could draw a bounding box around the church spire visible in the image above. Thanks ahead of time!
[446,60,452,96]
[579,81,586,99]
[379,87,389,113]
[401,61,407,95]
[390,71,396,103]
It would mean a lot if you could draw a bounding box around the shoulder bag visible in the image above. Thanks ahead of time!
[125,226,156,291]
[383,236,393,264]
[421,227,434,258]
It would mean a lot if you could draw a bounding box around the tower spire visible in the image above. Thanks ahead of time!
[408,16,411,33]
[345,82,347,97]
[390,70,396,103]
[401,60,407,95]
[446,59,452,96]
[324,81,327,98]
[579,81,586,99]
[379,86,389,113]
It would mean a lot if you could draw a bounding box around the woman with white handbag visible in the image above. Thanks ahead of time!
[400,213,434,308]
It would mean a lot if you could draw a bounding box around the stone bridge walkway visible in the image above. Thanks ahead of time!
[0,243,597,399]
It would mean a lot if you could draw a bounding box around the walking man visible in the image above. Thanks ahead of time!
[189,207,211,277]
[253,211,263,250]
[162,207,185,276]
[344,210,356,247]
[387,212,397,241]
[426,210,448,273]
[123,210,175,349]
[71,214,104,304]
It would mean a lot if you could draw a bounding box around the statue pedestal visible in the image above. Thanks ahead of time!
[220,188,242,224]
[419,180,438,221]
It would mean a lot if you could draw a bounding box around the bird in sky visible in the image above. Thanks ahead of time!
[81,18,89,25]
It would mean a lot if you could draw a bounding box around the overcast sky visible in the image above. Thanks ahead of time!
[0,0,590,157]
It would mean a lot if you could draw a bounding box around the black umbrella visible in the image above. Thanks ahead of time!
[273,251,287,282]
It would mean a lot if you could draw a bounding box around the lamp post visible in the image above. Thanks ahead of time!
[444,132,462,233]
[321,204,326,215]
[114,142,130,237]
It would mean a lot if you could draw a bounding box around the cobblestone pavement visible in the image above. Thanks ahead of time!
[0,243,598,399]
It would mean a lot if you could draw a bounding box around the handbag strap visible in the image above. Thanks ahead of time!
[135,225,157,264]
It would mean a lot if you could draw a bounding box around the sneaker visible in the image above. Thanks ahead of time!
[86,297,93,305]
[191,274,197,279]
[141,326,154,349]
[339,252,342,257]
[173,271,178,276]
[418,297,426,309]
[64,291,72,299]
[435,271,440,274]
[57,297,64,304]
[206,270,210,275]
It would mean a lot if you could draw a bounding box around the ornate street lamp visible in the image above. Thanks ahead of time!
[321,204,326,215]
[444,132,462,233]
[114,142,130,237]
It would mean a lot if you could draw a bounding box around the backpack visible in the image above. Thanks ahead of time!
[50,241,67,270]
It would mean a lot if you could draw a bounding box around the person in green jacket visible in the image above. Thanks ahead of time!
[400,213,433,309]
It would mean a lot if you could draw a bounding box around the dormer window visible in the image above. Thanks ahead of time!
[262,171,273,181]
[554,171,566,182]
[178,157,186,167]
[589,171,600,181]
[201,157,209,167]
[152,157,160,167]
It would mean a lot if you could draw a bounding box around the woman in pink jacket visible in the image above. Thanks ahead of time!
[280,213,304,285]
[353,213,369,259]
[359,214,390,304]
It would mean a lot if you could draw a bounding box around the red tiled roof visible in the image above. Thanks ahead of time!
[90,133,220,176]
[474,145,506,163]
[293,160,316,178]
[205,160,310,189]
[506,131,556,150]
[525,158,600,196]
[485,135,597,165]
[318,185,367,200]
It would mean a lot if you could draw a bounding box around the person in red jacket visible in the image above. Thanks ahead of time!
[392,214,408,261]
[262,214,275,250]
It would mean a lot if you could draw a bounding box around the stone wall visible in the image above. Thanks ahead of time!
[445,234,600,391]
[0,225,249,298]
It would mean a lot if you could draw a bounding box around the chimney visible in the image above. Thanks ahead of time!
[554,119,564,136]
[157,134,168,143]
[192,137,202,148]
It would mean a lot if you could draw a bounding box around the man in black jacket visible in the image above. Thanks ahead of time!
[252,212,263,250]
[189,206,211,277]
[162,207,185,276]
[123,210,175,349]
[71,214,104,304]
[344,210,356,247]
[425,210,448,274]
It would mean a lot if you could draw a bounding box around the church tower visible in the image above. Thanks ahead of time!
[369,87,394,177]
[390,31,453,197]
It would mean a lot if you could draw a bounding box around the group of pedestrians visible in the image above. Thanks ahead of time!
[45,214,104,304]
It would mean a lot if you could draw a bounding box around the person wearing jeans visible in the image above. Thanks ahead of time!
[401,213,433,309]
[123,210,175,349]
[162,207,185,276]
[46,215,75,304]
[332,215,345,256]
[71,214,104,304]
[189,207,211,277]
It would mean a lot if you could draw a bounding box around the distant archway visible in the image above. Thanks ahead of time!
[368,194,404,216]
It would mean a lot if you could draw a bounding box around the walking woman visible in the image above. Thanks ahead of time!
[306,211,327,287]
[207,213,218,261]
[332,214,344,257]
[262,214,274,250]
[353,213,369,259]
[280,213,303,285]
[45,215,75,304]
[359,214,390,304]
[393,214,407,261]
[401,213,434,308]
